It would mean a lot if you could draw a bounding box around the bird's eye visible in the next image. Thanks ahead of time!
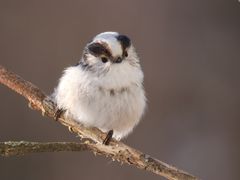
[124,51,128,57]
[101,57,108,63]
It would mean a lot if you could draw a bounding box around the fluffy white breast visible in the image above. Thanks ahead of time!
[53,63,145,140]
[97,60,143,89]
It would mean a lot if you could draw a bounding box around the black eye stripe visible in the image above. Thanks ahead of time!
[87,42,112,57]
[116,35,131,51]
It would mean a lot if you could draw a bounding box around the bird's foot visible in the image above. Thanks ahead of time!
[54,108,65,121]
[103,130,114,145]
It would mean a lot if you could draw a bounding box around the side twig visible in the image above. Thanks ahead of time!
[0,65,199,180]
[0,141,90,157]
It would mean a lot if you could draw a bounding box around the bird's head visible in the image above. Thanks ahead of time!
[79,32,140,75]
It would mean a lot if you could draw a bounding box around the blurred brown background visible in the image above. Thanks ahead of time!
[0,0,240,179]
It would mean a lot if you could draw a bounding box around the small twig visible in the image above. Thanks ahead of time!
[0,65,199,180]
[0,141,90,157]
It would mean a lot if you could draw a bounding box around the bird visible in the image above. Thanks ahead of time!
[52,32,146,144]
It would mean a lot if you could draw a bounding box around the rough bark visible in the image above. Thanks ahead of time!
[0,141,90,156]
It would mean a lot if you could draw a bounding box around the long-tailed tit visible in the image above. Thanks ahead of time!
[52,32,146,144]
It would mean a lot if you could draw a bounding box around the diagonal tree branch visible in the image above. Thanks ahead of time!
[0,141,90,157]
[0,65,199,180]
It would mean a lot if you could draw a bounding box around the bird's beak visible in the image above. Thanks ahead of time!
[114,57,123,63]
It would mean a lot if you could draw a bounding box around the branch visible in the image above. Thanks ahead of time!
[0,141,90,157]
[0,65,198,180]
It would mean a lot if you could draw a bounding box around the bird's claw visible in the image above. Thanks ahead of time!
[103,130,114,145]
[54,108,65,121]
